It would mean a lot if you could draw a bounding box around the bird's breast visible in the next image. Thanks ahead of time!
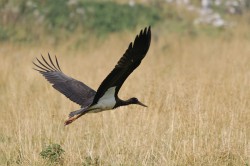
[88,98,116,112]
[88,87,116,111]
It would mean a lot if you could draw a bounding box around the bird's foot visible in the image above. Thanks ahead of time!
[64,116,77,126]
[64,110,87,126]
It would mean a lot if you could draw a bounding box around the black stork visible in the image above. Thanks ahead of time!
[33,26,151,125]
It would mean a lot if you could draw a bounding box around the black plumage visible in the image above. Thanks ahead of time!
[33,54,96,108]
[33,26,151,125]
[92,27,151,105]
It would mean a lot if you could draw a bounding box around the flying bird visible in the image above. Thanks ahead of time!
[33,26,151,125]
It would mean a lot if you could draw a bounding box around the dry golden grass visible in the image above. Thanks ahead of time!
[0,27,250,165]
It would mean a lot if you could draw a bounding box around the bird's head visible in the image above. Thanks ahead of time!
[128,97,147,107]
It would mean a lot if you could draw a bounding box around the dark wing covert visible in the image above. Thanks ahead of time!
[91,26,151,105]
[33,54,96,107]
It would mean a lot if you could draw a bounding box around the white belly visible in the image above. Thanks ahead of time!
[88,87,116,112]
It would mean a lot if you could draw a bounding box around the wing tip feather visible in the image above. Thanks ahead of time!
[33,53,63,73]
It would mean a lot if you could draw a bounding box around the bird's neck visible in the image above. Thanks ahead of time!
[114,98,133,108]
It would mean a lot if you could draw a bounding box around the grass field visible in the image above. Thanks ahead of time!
[0,26,250,165]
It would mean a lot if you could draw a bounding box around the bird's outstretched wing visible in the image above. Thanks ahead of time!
[92,26,151,105]
[33,54,96,107]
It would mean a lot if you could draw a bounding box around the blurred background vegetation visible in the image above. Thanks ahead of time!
[0,0,160,44]
[0,0,249,45]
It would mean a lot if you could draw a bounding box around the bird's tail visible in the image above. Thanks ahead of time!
[64,107,88,126]
[68,108,85,118]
